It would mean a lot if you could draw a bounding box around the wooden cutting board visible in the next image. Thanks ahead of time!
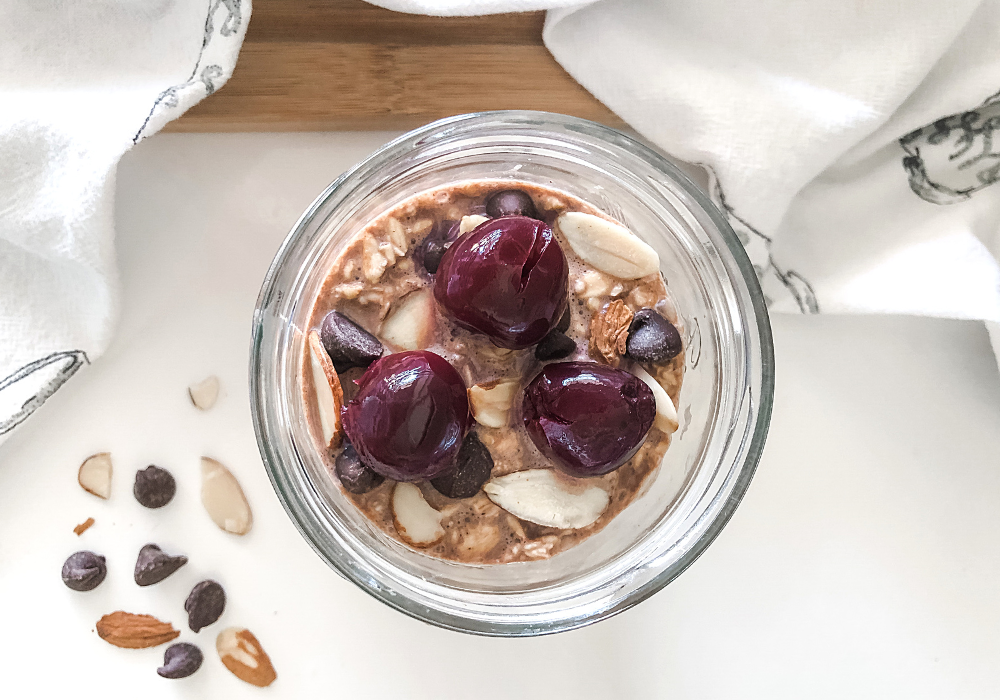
[166,0,621,132]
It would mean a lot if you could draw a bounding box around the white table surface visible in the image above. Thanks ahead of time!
[2,132,999,699]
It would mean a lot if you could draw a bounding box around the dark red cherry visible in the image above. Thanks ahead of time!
[434,216,568,349]
[342,351,470,481]
[522,362,656,477]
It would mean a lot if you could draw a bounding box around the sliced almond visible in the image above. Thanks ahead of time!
[201,457,253,535]
[483,469,609,530]
[573,269,615,299]
[556,211,659,279]
[386,217,408,255]
[96,611,180,649]
[632,365,679,433]
[217,627,277,688]
[391,482,445,547]
[380,288,436,351]
[468,379,518,429]
[362,235,387,282]
[78,452,112,499]
[188,375,220,410]
[307,330,344,448]
[459,214,490,234]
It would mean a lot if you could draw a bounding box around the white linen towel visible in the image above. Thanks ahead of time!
[0,0,249,440]
[376,0,1000,346]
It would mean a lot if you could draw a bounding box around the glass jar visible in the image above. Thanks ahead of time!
[250,111,774,636]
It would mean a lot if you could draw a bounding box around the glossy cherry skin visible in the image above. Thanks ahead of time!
[434,216,568,349]
[342,351,471,481]
[522,362,656,477]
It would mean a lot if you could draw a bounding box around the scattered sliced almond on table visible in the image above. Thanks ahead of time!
[201,457,253,535]
[556,211,659,279]
[96,611,180,649]
[483,469,610,529]
[307,330,344,448]
[632,364,679,433]
[78,452,112,499]
[468,379,518,428]
[188,375,220,410]
[217,627,277,688]
[391,482,445,547]
[380,288,436,351]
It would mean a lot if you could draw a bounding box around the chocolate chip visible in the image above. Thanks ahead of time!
[133,465,176,508]
[319,311,384,373]
[61,550,107,592]
[430,432,494,499]
[134,544,188,587]
[534,330,576,361]
[486,189,539,219]
[157,643,203,679]
[420,238,449,274]
[185,580,226,633]
[556,305,571,333]
[416,220,459,274]
[335,441,384,494]
[625,309,682,363]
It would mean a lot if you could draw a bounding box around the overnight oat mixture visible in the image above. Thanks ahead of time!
[303,181,684,564]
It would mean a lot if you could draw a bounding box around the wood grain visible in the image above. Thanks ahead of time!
[166,0,620,132]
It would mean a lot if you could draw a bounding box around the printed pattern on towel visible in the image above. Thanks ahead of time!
[707,170,820,315]
[132,0,245,143]
[900,88,1000,205]
[0,351,89,436]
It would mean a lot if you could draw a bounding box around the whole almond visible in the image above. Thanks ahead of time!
[217,627,277,687]
[96,611,180,649]
[589,299,633,367]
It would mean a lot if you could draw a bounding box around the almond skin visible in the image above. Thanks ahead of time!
[96,611,180,649]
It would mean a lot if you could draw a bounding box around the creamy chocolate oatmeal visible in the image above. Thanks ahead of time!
[302,180,684,564]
